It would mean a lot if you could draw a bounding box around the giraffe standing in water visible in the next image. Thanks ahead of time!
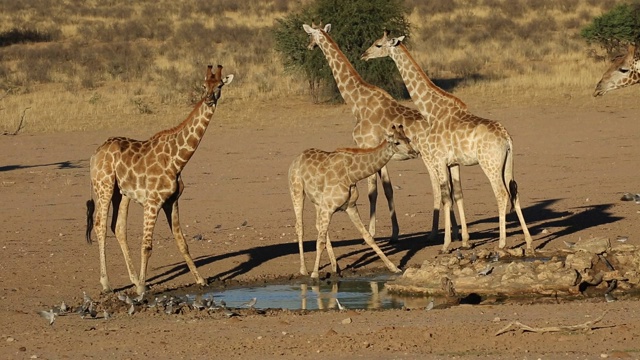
[289,125,418,278]
[303,23,464,244]
[86,65,234,295]
[593,44,640,96]
[362,32,533,254]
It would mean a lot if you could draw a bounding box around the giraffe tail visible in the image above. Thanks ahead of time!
[86,199,95,244]
[503,140,517,213]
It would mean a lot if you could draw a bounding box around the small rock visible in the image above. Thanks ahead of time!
[6,337,14,342]
[341,317,352,324]
[492,317,501,322]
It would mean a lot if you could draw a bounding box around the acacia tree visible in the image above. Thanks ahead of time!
[581,2,640,55]
[273,0,411,103]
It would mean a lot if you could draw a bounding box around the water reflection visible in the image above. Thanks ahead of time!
[195,275,434,311]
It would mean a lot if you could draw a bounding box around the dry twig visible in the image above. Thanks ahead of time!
[3,106,30,135]
[495,310,609,336]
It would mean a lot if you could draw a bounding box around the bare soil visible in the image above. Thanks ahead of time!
[1,93,640,359]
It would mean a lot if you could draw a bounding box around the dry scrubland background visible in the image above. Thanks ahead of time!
[0,0,627,134]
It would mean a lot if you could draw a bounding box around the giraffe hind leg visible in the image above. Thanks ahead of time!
[113,195,142,290]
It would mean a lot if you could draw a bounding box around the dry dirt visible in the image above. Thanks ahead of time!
[1,91,640,359]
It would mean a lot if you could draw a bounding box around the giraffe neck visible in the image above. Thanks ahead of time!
[151,99,215,172]
[316,33,379,112]
[339,141,395,183]
[390,44,467,117]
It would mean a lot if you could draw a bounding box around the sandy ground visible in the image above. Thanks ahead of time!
[1,91,640,359]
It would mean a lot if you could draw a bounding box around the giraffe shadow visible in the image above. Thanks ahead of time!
[0,159,86,172]
[145,199,623,287]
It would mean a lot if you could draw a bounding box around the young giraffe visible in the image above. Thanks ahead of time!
[593,44,640,96]
[303,23,464,244]
[362,32,533,254]
[289,125,418,278]
[85,65,234,295]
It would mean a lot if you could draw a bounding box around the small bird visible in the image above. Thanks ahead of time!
[605,293,617,303]
[454,249,464,260]
[620,193,635,201]
[241,297,257,309]
[133,292,145,304]
[222,307,238,318]
[635,194,640,204]
[164,303,174,315]
[39,309,56,325]
[335,298,346,311]
[616,236,629,243]
[219,300,227,308]
[103,309,111,320]
[192,298,205,310]
[59,300,68,313]
[469,252,478,263]
[490,252,500,262]
[563,240,576,249]
[83,291,93,305]
[425,299,434,311]
[128,304,135,316]
[118,293,133,305]
[478,265,494,276]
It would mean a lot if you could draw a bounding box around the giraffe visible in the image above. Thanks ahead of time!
[362,31,533,254]
[593,44,640,96]
[289,125,418,279]
[303,23,465,245]
[85,65,234,295]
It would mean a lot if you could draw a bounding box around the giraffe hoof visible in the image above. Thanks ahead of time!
[196,278,207,286]
[438,249,451,255]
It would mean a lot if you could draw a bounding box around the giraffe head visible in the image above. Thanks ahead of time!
[360,30,405,61]
[303,23,331,50]
[387,124,419,161]
[593,44,640,97]
[202,65,234,106]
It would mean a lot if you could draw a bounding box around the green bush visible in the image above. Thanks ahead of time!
[581,2,640,54]
[272,0,411,102]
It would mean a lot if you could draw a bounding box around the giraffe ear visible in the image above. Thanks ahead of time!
[223,74,234,85]
[391,36,405,46]
[303,24,313,34]
[324,24,331,33]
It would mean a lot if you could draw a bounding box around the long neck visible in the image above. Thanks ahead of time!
[342,141,395,183]
[316,33,380,111]
[390,44,467,117]
[152,99,215,172]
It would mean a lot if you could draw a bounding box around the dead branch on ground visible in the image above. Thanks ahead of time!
[495,311,609,336]
[3,107,30,135]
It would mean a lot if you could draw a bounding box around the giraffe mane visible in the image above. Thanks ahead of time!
[398,43,467,109]
[150,98,208,139]
[336,140,386,154]
[320,29,394,100]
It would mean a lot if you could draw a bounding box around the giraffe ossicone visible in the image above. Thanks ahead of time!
[303,22,464,244]
[362,31,533,254]
[593,44,640,96]
[85,65,233,295]
[289,125,418,278]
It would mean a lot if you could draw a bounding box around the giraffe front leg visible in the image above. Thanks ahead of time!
[379,166,400,242]
[138,202,161,295]
[345,204,400,273]
[424,160,441,243]
[311,210,332,279]
[290,180,308,275]
[325,233,339,275]
[366,174,378,238]
[164,198,207,287]
[449,165,470,248]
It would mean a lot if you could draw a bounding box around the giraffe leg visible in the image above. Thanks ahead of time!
[113,195,141,289]
[511,190,534,254]
[325,233,339,274]
[137,201,161,295]
[345,204,400,273]
[366,174,378,238]
[289,175,308,275]
[93,187,113,293]
[379,166,400,242]
[163,197,207,287]
[449,165,470,248]
[504,149,534,254]
[311,209,332,279]
[424,160,442,243]
[438,167,454,254]
[486,172,510,250]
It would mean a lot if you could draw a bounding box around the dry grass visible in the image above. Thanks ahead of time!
[0,0,623,133]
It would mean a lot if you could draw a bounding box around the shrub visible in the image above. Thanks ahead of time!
[272,0,411,102]
[581,2,640,54]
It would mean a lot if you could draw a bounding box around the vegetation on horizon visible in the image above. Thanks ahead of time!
[0,0,626,133]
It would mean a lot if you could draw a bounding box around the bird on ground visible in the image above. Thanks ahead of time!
[425,299,434,311]
[241,297,257,309]
[478,265,494,276]
[335,298,346,311]
[563,240,576,249]
[38,309,56,325]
